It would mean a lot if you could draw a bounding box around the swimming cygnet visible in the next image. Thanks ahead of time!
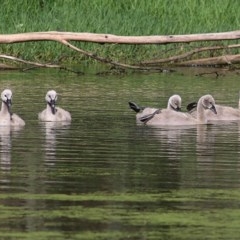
[187,95,240,121]
[0,89,25,126]
[129,94,181,123]
[38,90,71,122]
[140,94,217,126]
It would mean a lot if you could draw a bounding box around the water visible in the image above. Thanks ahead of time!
[0,69,240,239]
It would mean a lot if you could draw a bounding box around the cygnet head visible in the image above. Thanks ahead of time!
[199,94,217,114]
[46,90,58,114]
[168,94,181,111]
[1,89,12,111]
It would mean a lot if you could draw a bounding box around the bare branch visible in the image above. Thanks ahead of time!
[0,30,240,44]
[0,54,60,68]
[141,44,240,65]
[176,54,240,66]
[0,54,84,74]
[59,39,164,71]
[1,31,240,71]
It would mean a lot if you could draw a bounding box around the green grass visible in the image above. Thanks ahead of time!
[0,0,240,64]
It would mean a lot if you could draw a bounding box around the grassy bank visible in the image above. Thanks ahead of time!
[0,0,240,65]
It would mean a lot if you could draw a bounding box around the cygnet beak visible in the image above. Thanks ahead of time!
[5,98,12,116]
[210,105,217,114]
[49,99,56,114]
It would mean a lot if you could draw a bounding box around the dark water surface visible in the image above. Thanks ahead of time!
[0,69,240,239]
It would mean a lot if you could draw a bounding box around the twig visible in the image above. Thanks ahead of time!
[0,54,60,68]
[0,54,84,74]
[177,54,240,66]
[141,44,240,65]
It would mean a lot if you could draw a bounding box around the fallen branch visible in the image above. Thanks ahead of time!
[1,31,240,71]
[0,54,60,68]
[141,44,240,65]
[0,30,240,44]
[176,54,240,66]
[0,46,165,73]
[0,54,84,74]
[59,39,164,71]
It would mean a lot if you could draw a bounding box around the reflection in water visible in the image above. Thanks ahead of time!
[0,125,24,192]
[195,122,240,188]
[39,122,71,165]
[133,125,198,191]
[0,126,12,171]
[0,126,24,171]
[196,124,215,161]
[141,123,240,189]
[148,125,197,160]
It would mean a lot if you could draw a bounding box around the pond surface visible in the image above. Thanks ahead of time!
[0,68,240,239]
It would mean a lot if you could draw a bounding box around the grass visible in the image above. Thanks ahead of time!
[0,0,240,64]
